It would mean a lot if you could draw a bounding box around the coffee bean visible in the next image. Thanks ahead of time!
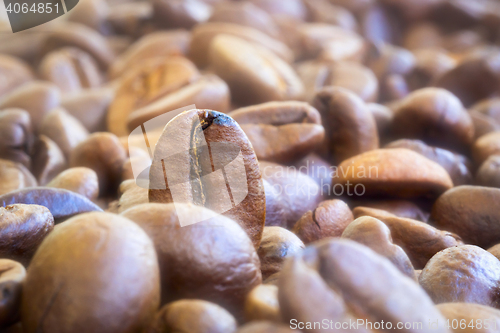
[420,245,500,308]
[437,303,500,333]
[0,55,33,99]
[0,159,37,196]
[230,101,324,163]
[152,0,212,29]
[236,321,295,333]
[115,180,148,213]
[106,2,153,39]
[432,185,500,248]
[469,110,500,140]
[470,97,500,124]
[476,155,500,188]
[31,135,66,186]
[250,0,308,21]
[407,48,456,90]
[21,212,160,333]
[0,109,33,168]
[121,203,261,318]
[353,199,429,222]
[473,132,500,165]
[0,259,25,328]
[291,153,332,192]
[47,167,99,201]
[258,226,304,280]
[146,299,237,333]
[404,22,442,50]
[342,216,415,278]
[305,0,358,31]
[293,199,353,244]
[244,284,280,322]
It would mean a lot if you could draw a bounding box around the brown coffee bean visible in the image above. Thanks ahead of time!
[360,4,401,45]
[305,0,357,31]
[392,88,475,152]
[403,22,442,50]
[367,103,393,136]
[354,206,462,269]
[146,300,237,333]
[0,159,37,196]
[293,199,353,244]
[121,203,261,318]
[278,238,449,332]
[149,110,265,248]
[342,216,415,278]
[66,0,109,33]
[473,132,500,165]
[46,167,99,201]
[0,81,60,132]
[0,109,33,168]
[250,0,308,21]
[152,0,211,29]
[21,212,160,333]
[469,110,500,140]
[244,284,280,322]
[476,155,500,188]
[31,135,66,186]
[407,48,457,90]
[432,186,500,248]
[0,204,53,265]
[420,245,500,308]
[208,35,303,105]
[258,226,304,280]
[230,101,324,163]
[291,153,332,191]
[0,54,33,99]
[0,259,25,328]
[261,161,322,229]
[106,2,153,39]
[236,321,295,333]
[70,132,127,195]
[354,200,429,222]
[39,47,103,94]
[115,180,148,213]
[313,86,379,164]
[386,139,472,186]
[470,97,500,124]
[437,303,500,333]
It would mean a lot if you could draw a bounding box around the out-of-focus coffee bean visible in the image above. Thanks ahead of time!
[476,155,500,188]
[0,204,53,265]
[0,27,49,64]
[146,299,237,333]
[354,206,462,269]
[66,0,109,33]
[0,109,33,168]
[70,132,127,195]
[115,180,148,213]
[367,43,415,82]
[121,147,151,182]
[190,22,293,69]
[420,245,500,308]
[0,159,37,196]
[236,321,295,333]
[258,226,304,280]
[473,132,500,165]
[313,86,379,164]
[403,22,442,50]
[261,161,322,229]
[438,303,500,333]
[432,186,500,248]
[41,23,116,70]
[407,48,457,90]
[391,88,474,152]
[293,199,353,244]
[250,0,308,21]
[469,110,500,140]
[0,55,33,99]
[367,103,393,135]
[353,200,429,222]
[38,47,103,94]
[40,108,89,160]
[121,203,262,318]
[0,259,25,328]
[31,135,66,186]
[21,212,160,333]
[291,153,332,191]
[152,0,212,29]
[230,101,324,164]
[360,4,401,45]
[278,238,449,332]
[470,97,500,124]
[381,0,442,21]
[386,139,472,186]
[108,56,200,136]
[108,30,191,79]
[0,82,60,132]
[488,243,500,261]
[60,87,114,132]
[149,110,266,247]
[46,167,99,201]
[263,272,280,285]
[305,0,357,31]
[107,2,153,39]
[326,0,374,14]
[342,216,415,278]
[244,284,280,322]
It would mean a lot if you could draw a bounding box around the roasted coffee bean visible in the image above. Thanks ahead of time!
[469,110,500,140]
[0,159,37,196]
[250,0,308,21]
[476,155,500,188]
[21,212,160,333]
[353,207,462,269]
[0,54,33,99]
[291,153,332,191]
[114,180,148,213]
[121,203,261,318]
[0,259,25,328]
[470,98,500,124]
[0,204,53,265]
[149,109,266,248]
[152,0,212,29]
[473,132,500,165]
[278,238,449,332]
[437,303,500,333]
[31,135,66,186]
[146,300,237,333]
[230,101,324,163]
[367,102,393,135]
[47,167,99,201]
[342,216,415,278]
[420,245,500,308]
[0,109,33,168]
[353,200,429,222]
[386,139,472,186]
[305,0,357,31]
[106,2,153,39]
[65,0,109,33]
[407,48,456,91]
[244,284,280,322]
[208,35,303,105]
[293,199,353,244]
[236,321,295,333]
[70,132,127,195]
[313,86,379,163]
[432,186,500,248]
[0,188,102,221]
[391,88,475,152]
[258,226,304,280]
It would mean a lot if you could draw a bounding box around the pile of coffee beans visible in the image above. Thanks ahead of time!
[2,0,500,332]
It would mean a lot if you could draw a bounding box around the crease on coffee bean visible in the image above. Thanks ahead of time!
[312,209,321,230]
[36,282,64,333]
